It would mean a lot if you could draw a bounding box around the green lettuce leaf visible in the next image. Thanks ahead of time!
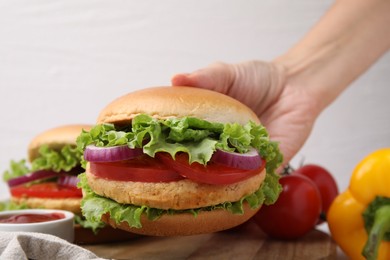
[31,144,82,172]
[3,159,30,182]
[77,114,282,170]
[73,215,106,233]
[0,200,29,211]
[3,144,82,182]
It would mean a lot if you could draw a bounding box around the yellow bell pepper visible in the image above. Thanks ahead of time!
[328,148,390,260]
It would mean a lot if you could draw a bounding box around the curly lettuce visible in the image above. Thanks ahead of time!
[2,144,82,182]
[2,159,30,182]
[0,200,29,211]
[31,144,82,172]
[77,114,282,171]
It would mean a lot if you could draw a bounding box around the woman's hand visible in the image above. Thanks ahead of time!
[171,60,322,165]
[171,0,390,168]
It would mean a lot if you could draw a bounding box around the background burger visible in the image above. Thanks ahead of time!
[77,86,283,236]
[2,125,136,244]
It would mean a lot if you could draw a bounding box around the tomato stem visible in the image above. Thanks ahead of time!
[362,205,390,260]
[281,164,295,175]
[319,211,327,222]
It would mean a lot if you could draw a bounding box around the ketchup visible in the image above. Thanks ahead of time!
[0,213,65,224]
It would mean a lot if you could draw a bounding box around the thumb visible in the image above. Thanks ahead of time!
[171,62,234,95]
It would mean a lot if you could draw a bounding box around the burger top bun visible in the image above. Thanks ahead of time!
[97,86,260,125]
[28,124,92,162]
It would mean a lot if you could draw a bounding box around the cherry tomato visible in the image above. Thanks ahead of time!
[10,182,82,198]
[294,164,339,223]
[157,153,265,185]
[90,155,183,182]
[253,174,322,239]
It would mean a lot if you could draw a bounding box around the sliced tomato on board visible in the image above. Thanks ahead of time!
[89,155,184,182]
[157,153,265,185]
[10,182,82,198]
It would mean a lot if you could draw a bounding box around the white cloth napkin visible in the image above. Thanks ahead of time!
[0,231,107,260]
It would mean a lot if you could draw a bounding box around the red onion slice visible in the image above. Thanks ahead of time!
[84,144,143,162]
[57,175,79,188]
[211,148,262,170]
[7,170,59,188]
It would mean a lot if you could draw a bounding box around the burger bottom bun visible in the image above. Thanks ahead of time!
[101,202,260,236]
[74,224,139,244]
[11,196,82,215]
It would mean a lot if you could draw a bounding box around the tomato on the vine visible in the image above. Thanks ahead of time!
[294,164,339,224]
[253,174,322,240]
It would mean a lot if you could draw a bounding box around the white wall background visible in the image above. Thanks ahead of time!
[0,0,389,200]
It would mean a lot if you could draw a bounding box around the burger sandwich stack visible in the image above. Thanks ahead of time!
[77,86,283,236]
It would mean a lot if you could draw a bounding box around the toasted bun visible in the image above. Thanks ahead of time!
[97,86,260,125]
[28,124,92,162]
[101,202,259,236]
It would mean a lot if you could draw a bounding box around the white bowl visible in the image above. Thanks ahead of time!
[0,209,75,242]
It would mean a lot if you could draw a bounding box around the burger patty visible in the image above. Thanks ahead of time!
[12,197,82,214]
[86,167,265,210]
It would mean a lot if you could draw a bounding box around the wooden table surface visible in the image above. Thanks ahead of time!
[83,221,338,260]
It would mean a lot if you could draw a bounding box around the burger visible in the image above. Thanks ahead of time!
[77,86,283,236]
[2,125,137,243]
[3,125,89,213]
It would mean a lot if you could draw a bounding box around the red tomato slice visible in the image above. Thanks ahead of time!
[89,155,184,182]
[10,182,82,198]
[157,153,265,185]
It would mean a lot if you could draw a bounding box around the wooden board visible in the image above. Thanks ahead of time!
[82,221,337,259]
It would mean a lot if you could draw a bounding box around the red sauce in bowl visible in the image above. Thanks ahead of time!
[0,213,65,224]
